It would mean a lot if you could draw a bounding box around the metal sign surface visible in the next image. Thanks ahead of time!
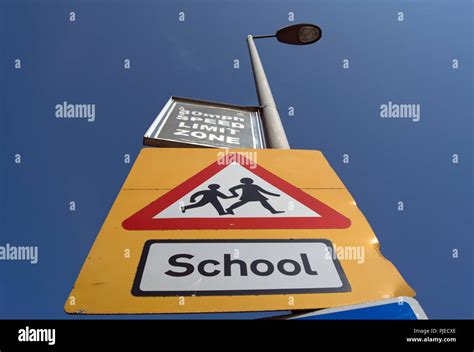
[144,97,265,149]
[65,148,414,314]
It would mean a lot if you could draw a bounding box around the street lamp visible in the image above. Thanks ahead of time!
[247,24,322,149]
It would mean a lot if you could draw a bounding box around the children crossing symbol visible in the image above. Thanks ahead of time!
[122,153,351,230]
[181,178,284,216]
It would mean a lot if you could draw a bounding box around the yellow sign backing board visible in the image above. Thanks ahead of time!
[65,148,414,314]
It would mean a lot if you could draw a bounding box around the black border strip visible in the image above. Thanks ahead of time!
[131,239,351,297]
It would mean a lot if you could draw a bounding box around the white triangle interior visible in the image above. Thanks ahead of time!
[153,162,320,219]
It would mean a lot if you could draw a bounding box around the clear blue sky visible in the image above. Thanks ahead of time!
[0,0,472,319]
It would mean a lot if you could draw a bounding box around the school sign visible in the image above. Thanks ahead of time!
[65,148,414,314]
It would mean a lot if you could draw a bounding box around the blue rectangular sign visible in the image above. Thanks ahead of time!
[287,297,427,320]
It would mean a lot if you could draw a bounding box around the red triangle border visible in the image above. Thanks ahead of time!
[122,154,351,230]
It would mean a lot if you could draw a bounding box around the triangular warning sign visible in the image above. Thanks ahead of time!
[122,153,351,230]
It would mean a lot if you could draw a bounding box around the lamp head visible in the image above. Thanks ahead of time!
[275,23,322,45]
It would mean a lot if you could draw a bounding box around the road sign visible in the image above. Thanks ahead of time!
[133,239,350,297]
[285,297,428,320]
[65,148,415,314]
[122,152,350,230]
[144,96,265,149]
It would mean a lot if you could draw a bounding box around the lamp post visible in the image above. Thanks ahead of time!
[247,23,322,149]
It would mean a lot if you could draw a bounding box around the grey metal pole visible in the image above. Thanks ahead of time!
[247,35,290,149]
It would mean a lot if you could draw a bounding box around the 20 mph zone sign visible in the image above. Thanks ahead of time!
[65,148,414,314]
[143,97,265,149]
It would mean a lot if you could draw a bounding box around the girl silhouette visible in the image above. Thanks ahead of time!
[226,177,284,215]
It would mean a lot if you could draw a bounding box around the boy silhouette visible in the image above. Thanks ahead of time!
[181,184,233,216]
[226,177,285,215]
